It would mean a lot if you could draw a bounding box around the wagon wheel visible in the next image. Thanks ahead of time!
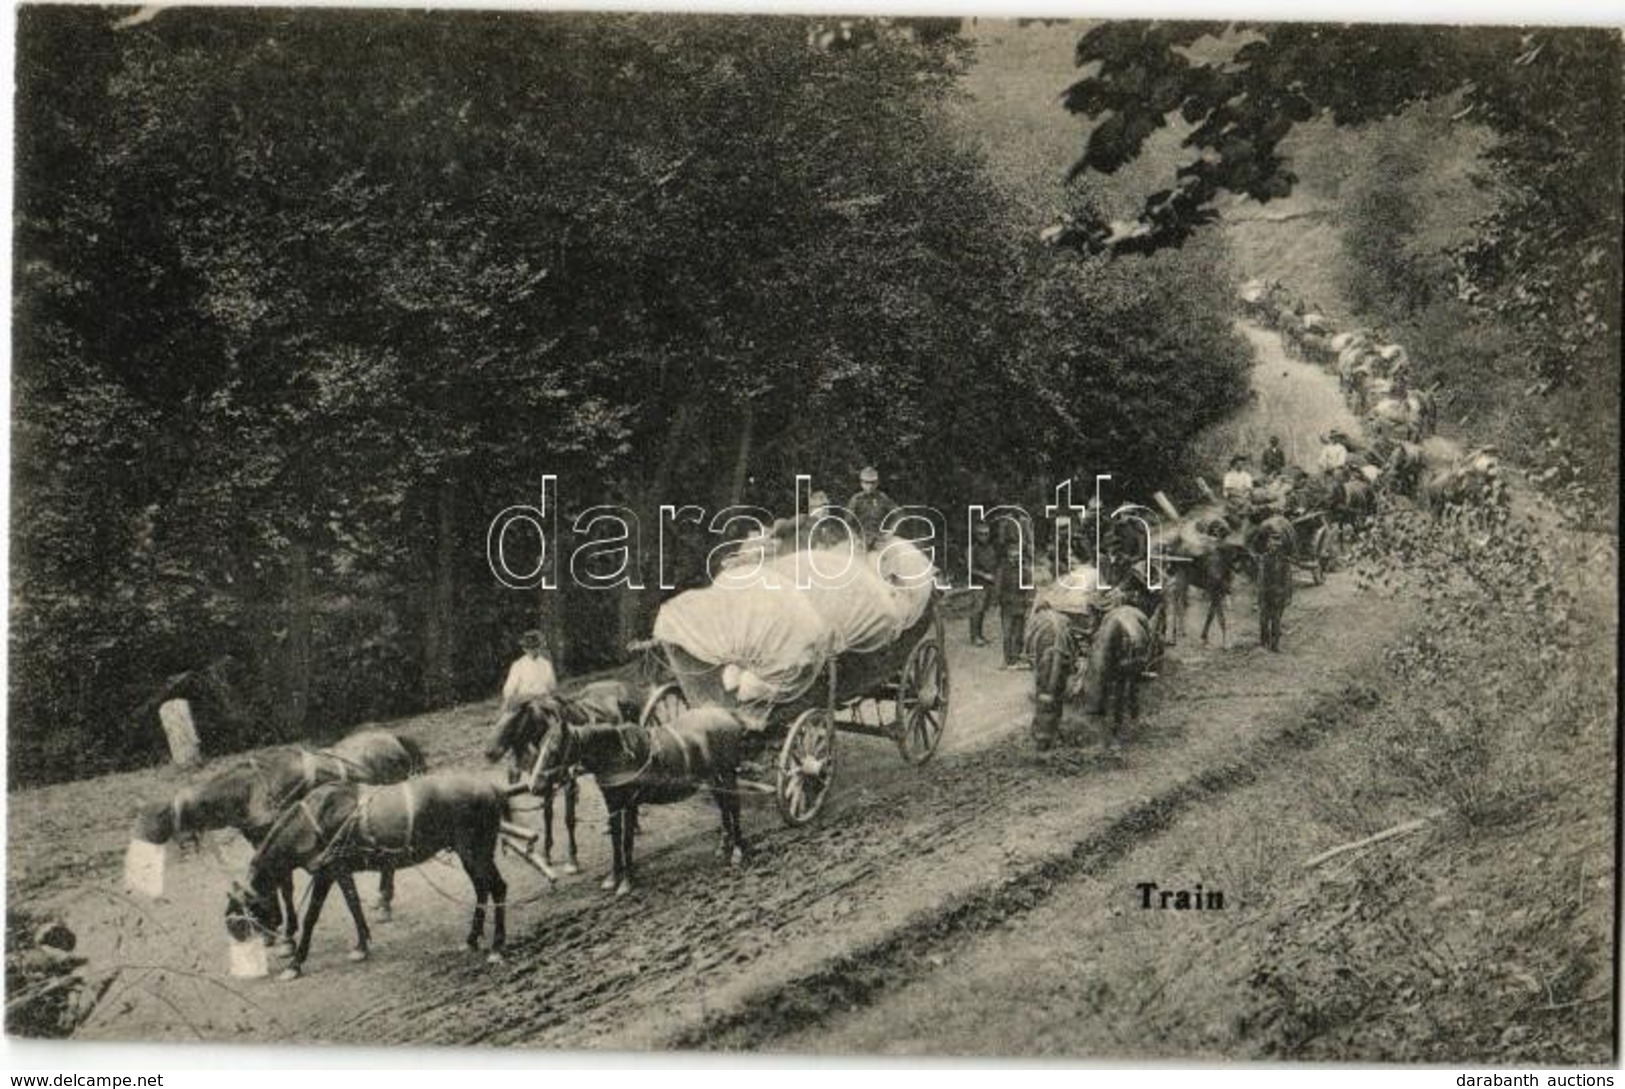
[638,681,688,731]
[776,708,836,826]
[894,635,950,765]
[1313,523,1340,582]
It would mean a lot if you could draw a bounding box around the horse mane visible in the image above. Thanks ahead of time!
[392,734,428,776]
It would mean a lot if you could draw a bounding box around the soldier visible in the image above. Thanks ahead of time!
[965,522,995,646]
[847,466,899,548]
[490,629,557,741]
[1261,435,1287,477]
[995,537,1034,670]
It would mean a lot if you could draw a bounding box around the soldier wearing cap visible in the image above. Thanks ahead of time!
[491,629,558,740]
[848,466,899,548]
[965,522,995,646]
[1261,436,1287,477]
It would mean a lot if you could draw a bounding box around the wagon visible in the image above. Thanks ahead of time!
[636,552,951,827]
[1288,510,1339,585]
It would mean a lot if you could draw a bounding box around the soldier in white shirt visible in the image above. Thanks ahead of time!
[492,629,558,738]
[1221,455,1255,501]
[1318,433,1350,476]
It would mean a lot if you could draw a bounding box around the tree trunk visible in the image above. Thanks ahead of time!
[423,480,458,704]
[281,538,313,737]
[728,398,755,507]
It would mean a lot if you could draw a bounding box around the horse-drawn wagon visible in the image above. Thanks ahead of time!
[635,536,951,826]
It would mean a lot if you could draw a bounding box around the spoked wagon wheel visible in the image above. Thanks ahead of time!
[638,681,688,731]
[1310,524,1335,584]
[894,635,950,765]
[776,708,836,826]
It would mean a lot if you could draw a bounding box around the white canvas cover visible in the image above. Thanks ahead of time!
[652,536,939,704]
[652,573,836,705]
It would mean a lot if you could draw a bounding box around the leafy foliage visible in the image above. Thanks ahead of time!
[11,11,1249,784]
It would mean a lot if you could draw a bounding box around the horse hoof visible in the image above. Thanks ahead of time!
[277,967,302,982]
[562,861,580,876]
[373,905,393,923]
[486,951,506,966]
[273,941,295,959]
[615,880,633,898]
[730,846,747,867]
[347,949,368,963]
[601,874,618,892]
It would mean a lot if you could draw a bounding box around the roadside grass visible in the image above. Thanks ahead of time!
[1232,496,1616,1063]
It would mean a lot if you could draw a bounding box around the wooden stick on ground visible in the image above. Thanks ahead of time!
[1303,810,1446,869]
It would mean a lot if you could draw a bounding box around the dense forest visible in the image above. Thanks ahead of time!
[11,11,1253,784]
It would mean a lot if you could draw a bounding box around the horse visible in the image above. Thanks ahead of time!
[533,707,747,897]
[481,680,641,874]
[224,773,511,980]
[1078,605,1152,746]
[1167,539,1251,649]
[1252,521,1296,653]
[1329,476,1377,530]
[134,729,425,949]
[1026,606,1090,751]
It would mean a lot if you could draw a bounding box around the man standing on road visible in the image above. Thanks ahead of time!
[995,536,1033,670]
[491,629,557,741]
[848,466,899,548]
[965,522,995,647]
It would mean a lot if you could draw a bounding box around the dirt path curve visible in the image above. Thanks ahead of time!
[8,323,1409,1051]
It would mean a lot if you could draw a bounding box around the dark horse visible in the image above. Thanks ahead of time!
[1081,606,1152,746]
[134,729,425,949]
[225,773,510,980]
[482,680,641,874]
[1168,541,1251,649]
[1252,515,1297,653]
[1027,603,1150,750]
[534,706,747,897]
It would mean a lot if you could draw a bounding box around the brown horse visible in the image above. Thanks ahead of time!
[533,707,747,897]
[1078,606,1152,746]
[1168,541,1251,649]
[225,774,511,980]
[481,680,641,874]
[135,730,425,947]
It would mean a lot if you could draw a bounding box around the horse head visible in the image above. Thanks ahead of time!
[224,876,282,945]
[484,694,562,764]
[531,718,582,793]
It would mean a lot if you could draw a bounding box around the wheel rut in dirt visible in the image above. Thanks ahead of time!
[666,678,1377,1051]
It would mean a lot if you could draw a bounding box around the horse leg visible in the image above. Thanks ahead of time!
[541,781,557,866]
[373,866,394,922]
[562,779,580,875]
[276,876,299,957]
[335,873,371,962]
[1030,624,1063,751]
[714,775,747,866]
[487,857,508,963]
[603,802,623,893]
[460,849,490,953]
[283,873,334,981]
[616,802,637,897]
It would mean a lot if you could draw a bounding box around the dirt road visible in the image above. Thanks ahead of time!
[8,327,1409,1052]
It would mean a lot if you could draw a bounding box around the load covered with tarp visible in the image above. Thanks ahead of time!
[651,536,937,709]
